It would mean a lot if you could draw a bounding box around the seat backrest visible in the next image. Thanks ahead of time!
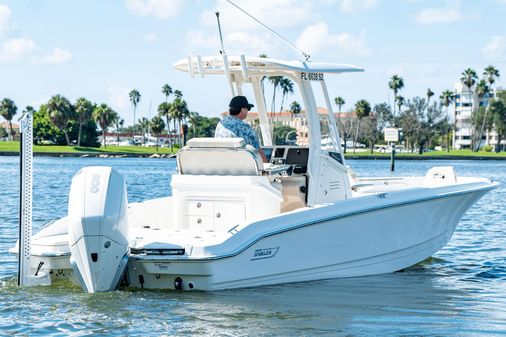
[177,137,263,175]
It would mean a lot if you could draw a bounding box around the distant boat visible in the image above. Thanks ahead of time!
[12,54,498,292]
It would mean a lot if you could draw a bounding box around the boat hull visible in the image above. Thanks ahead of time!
[126,186,488,291]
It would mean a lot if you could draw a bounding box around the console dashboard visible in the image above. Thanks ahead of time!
[263,146,309,174]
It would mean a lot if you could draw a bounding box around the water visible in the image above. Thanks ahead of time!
[1,156,505,336]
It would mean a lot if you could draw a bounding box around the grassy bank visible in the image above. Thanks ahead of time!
[1,141,505,159]
[344,149,506,158]
[0,141,176,155]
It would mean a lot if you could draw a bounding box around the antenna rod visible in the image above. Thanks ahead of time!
[215,11,226,54]
[225,0,310,61]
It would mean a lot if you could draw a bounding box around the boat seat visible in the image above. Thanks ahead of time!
[177,137,264,176]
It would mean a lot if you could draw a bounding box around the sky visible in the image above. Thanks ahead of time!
[1,0,506,126]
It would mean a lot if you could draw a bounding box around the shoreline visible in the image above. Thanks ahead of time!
[0,151,176,158]
[1,151,505,160]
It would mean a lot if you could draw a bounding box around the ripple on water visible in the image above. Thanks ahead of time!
[0,157,505,336]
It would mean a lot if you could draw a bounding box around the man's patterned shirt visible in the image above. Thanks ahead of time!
[214,115,260,149]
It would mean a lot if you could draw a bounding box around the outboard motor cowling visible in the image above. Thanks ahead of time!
[68,166,129,293]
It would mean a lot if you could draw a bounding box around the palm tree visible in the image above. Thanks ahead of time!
[174,89,183,99]
[440,90,455,152]
[269,76,283,118]
[150,116,165,151]
[396,95,405,115]
[129,89,141,139]
[289,101,302,120]
[138,117,150,144]
[476,66,501,152]
[0,98,17,141]
[461,68,478,91]
[279,77,294,114]
[161,84,173,103]
[188,111,199,139]
[426,88,434,107]
[388,75,404,116]
[353,99,371,154]
[47,95,75,145]
[158,101,172,149]
[113,116,124,146]
[74,97,93,147]
[334,96,345,113]
[474,79,491,151]
[93,103,117,148]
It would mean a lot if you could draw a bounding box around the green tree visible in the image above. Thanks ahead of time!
[150,116,166,151]
[474,79,491,150]
[74,97,94,146]
[112,114,124,146]
[193,116,220,138]
[171,97,189,147]
[334,96,345,113]
[161,84,173,103]
[269,76,283,116]
[440,90,455,152]
[426,88,434,107]
[93,103,117,148]
[476,66,501,151]
[396,95,405,115]
[158,101,172,149]
[366,102,393,153]
[353,99,371,154]
[272,123,297,145]
[388,75,404,116]
[491,92,506,152]
[289,101,302,120]
[47,95,75,145]
[0,98,17,141]
[129,89,141,138]
[138,117,150,144]
[279,77,294,113]
[187,111,199,139]
[461,68,478,90]
[461,68,478,148]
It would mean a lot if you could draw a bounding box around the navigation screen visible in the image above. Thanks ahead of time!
[286,148,309,165]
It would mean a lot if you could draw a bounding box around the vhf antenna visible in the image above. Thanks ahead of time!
[224,0,310,61]
[215,11,226,55]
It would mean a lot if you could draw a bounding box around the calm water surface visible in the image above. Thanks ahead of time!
[0,156,505,336]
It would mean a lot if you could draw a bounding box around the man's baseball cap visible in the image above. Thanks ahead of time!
[229,96,254,110]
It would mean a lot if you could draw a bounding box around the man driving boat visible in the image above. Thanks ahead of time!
[215,95,268,162]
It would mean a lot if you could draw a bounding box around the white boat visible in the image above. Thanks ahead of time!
[11,54,498,292]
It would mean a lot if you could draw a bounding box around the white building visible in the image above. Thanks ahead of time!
[453,83,504,150]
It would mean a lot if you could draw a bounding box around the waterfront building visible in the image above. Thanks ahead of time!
[453,84,505,150]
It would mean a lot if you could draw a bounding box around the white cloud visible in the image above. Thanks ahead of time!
[481,35,506,60]
[202,0,312,32]
[0,37,36,61]
[415,0,462,24]
[0,4,11,36]
[295,22,371,58]
[338,0,378,14]
[109,84,131,112]
[125,0,185,19]
[185,28,276,56]
[31,47,72,64]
